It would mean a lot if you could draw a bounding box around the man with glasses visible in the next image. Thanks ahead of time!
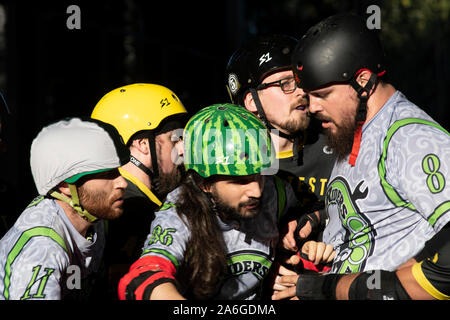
[226,34,336,255]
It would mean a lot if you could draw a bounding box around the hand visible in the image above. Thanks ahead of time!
[272,262,298,291]
[281,219,299,251]
[271,273,299,300]
[301,241,335,265]
[280,217,313,252]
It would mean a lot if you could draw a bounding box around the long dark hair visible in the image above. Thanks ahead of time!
[175,171,227,299]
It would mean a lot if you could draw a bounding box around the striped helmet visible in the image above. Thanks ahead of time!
[183,103,274,177]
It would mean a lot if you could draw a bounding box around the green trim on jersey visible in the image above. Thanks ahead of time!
[2,227,68,300]
[158,202,177,212]
[26,196,45,208]
[141,248,180,269]
[378,118,449,215]
[428,201,450,227]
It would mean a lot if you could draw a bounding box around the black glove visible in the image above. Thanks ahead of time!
[294,212,320,248]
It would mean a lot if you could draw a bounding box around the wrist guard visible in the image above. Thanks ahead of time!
[296,273,342,300]
[348,270,411,300]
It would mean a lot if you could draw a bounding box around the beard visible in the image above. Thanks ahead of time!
[324,117,357,161]
[78,184,124,220]
[278,110,311,134]
[157,163,185,197]
[210,189,261,221]
[319,103,359,162]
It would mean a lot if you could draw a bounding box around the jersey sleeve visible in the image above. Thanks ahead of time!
[140,204,190,270]
[117,203,190,300]
[2,234,69,300]
[385,121,450,232]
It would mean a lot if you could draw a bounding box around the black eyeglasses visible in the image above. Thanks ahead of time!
[256,77,298,93]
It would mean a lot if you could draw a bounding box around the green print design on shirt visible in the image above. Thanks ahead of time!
[21,265,55,300]
[148,225,177,246]
[326,178,375,274]
[2,227,68,300]
[422,154,445,194]
[379,118,449,211]
[226,251,272,280]
[379,118,450,228]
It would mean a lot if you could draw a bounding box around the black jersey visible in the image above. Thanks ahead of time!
[276,120,335,218]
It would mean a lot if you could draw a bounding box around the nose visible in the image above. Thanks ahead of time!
[308,96,322,114]
[176,140,184,157]
[171,139,184,165]
[115,174,128,190]
[246,176,264,199]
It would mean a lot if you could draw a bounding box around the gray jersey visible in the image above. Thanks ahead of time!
[0,196,105,300]
[323,91,450,273]
[141,176,297,300]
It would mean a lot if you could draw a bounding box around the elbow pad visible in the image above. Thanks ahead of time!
[118,255,177,300]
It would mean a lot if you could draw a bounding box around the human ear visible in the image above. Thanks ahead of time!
[356,70,372,87]
[131,138,150,155]
[57,182,71,197]
[243,91,258,113]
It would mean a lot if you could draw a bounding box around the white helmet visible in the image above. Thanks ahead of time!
[30,117,129,221]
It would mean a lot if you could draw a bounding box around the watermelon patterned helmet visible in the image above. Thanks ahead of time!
[183,103,274,177]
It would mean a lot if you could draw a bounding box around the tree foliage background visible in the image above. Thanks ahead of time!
[0,0,449,227]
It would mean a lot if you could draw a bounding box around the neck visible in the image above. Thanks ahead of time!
[365,82,396,123]
[270,131,294,154]
[122,157,152,190]
[56,199,92,237]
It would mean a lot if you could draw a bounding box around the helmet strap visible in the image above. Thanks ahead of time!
[50,184,98,223]
[292,136,304,166]
[348,72,378,166]
[129,131,162,197]
[187,173,218,215]
[146,131,162,196]
[249,88,296,141]
[130,155,153,176]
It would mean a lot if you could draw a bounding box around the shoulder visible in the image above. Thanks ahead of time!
[379,92,449,153]
[1,197,70,258]
[153,188,188,231]
[12,197,67,236]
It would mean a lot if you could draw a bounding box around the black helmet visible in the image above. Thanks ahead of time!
[226,34,298,104]
[292,13,386,91]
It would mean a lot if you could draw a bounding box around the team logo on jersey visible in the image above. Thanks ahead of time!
[326,177,375,274]
[148,225,176,246]
[227,251,272,280]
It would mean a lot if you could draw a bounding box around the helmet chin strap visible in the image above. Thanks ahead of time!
[249,88,302,165]
[50,184,98,223]
[348,72,378,166]
[129,132,162,201]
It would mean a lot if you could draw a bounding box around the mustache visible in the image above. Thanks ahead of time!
[238,198,261,209]
[313,113,333,123]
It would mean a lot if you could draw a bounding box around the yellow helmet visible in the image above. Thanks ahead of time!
[91,83,188,145]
